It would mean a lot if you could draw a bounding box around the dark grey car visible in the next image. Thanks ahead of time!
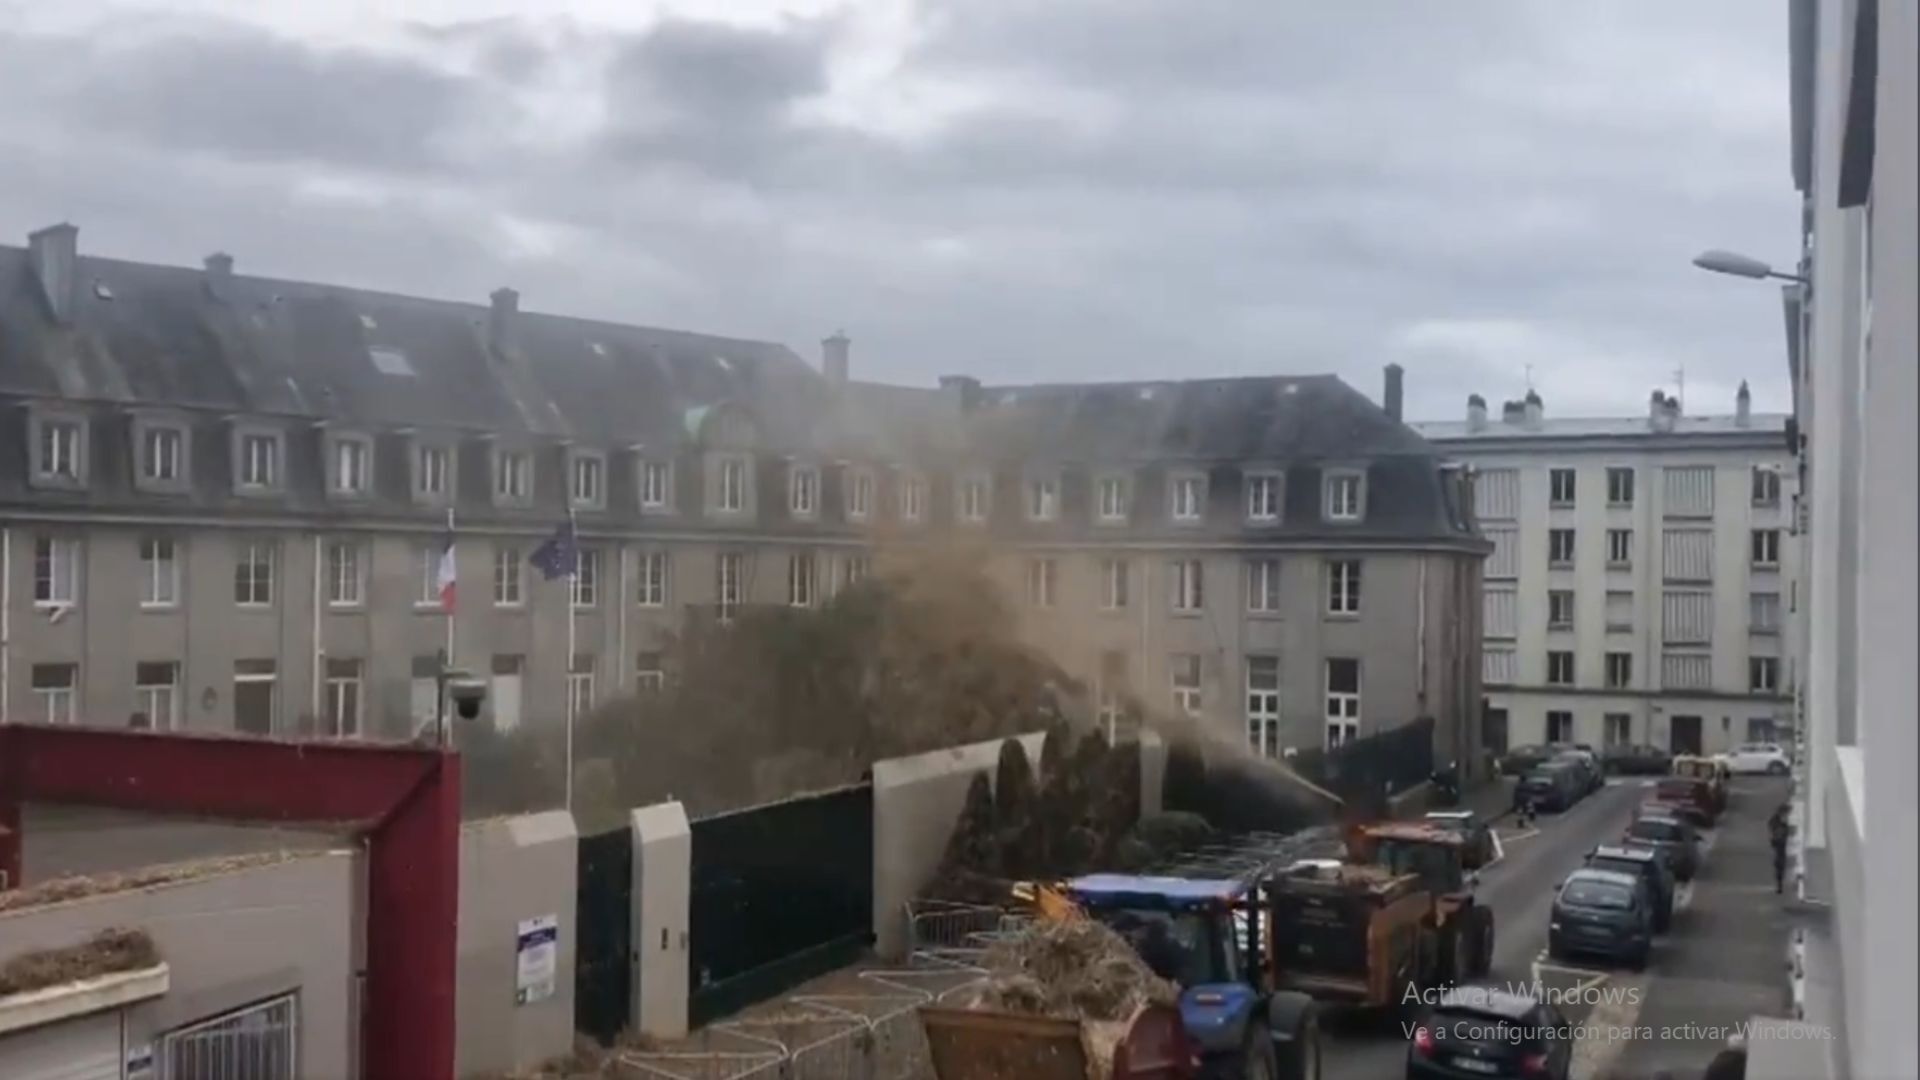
[1586,845,1675,932]
[1622,814,1701,882]
[1549,869,1654,970]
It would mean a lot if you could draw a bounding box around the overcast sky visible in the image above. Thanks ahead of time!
[0,0,1797,421]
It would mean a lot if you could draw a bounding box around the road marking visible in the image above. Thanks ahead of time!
[1530,956,1611,994]
[1497,826,1542,846]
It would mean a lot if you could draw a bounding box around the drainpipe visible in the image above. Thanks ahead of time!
[1,526,10,724]
[618,545,631,695]
[311,535,323,724]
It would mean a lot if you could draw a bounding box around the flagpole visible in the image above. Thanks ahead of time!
[564,508,578,813]
[444,506,456,666]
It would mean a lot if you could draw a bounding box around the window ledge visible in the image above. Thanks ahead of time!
[0,964,169,1037]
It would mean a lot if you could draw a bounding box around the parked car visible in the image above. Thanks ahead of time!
[1647,777,1719,828]
[1425,809,1497,868]
[1718,742,1793,776]
[1671,756,1730,814]
[1550,750,1604,795]
[1549,868,1655,970]
[1601,743,1672,776]
[1516,762,1583,813]
[1624,813,1701,882]
[1407,987,1573,1079]
[1586,844,1676,933]
[1501,744,1557,776]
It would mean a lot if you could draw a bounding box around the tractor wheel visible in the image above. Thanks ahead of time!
[1242,1022,1279,1080]
[1269,992,1322,1080]
[1470,907,1496,978]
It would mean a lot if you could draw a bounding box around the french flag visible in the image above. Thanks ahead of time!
[436,512,457,612]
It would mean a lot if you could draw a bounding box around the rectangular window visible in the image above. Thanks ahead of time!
[34,536,79,605]
[332,438,369,495]
[789,465,818,516]
[1749,656,1780,693]
[1663,465,1715,517]
[638,551,669,607]
[1101,559,1130,611]
[1171,475,1204,521]
[31,663,77,725]
[1326,559,1361,616]
[415,543,445,607]
[1751,529,1781,568]
[636,652,665,693]
[1750,591,1781,634]
[848,469,874,519]
[1548,589,1575,629]
[1475,468,1518,520]
[571,454,605,507]
[1544,528,1573,567]
[1547,650,1575,686]
[1483,647,1516,685]
[1247,656,1281,758]
[640,460,673,510]
[717,552,745,618]
[1604,713,1632,747]
[495,450,531,501]
[134,661,178,731]
[1324,658,1360,746]
[1546,711,1574,744]
[1606,591,1634,632]
[239,433,279,489]
[1171,654,1203,716]
[143,426,183,483]
[1662,589,1714,644]
[37,418,81,480]
[324,658,363,738]
[1325,472,1363,521]
[842,554,871,589]
[1026,476,1059,521]
[571,548,601,608]
[1605,652,1633,689]
[1662,528,1714,581]
[1549,467,1576,507]
[717,456,748,513]
[493,546,523,606]
[233,658,277,735]
[235,542,274,606]
[1607,528,1633,567]
[1096,651,1128,734]
[1661,652,1713,690]
[1245,473,1282,522]
[959,475,989,523]
[416,444,449,498]
[1484,587,1518,638]
[1170,559,1204,613]
[410,655,439,731]
[1026,558,1057,608]
[1097,476,1130,522]
[1246,558,1281,613]
[1606,467,1635,507]
[567,654,596,718]
[1484,527,1519,578]
[788,552,817,607]
[139,537,178,607]
[326,541,362,607]
[1751,466,1781,508]
[491,655,523,731]
[899,476,927,522]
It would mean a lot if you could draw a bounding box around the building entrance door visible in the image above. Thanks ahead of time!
[1669,715,1703,756]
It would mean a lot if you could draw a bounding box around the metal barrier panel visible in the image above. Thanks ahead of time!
[688,783,874,1026]
[575,824,635,1045]
[158,993,298,1080]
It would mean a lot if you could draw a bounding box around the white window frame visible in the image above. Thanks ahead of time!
[1171,654,1203,716]
[1245,472,1282,523]
[1604,713,1633,748]
[1749,591,1781,634]
[789,464,819,517]
[958,474,990,524]
[1606,466,1635,507]
[1751,466,1782,508]
[415,443,449,500]
[716,455,749,514]
[135,661,179,731]
[717,552,745,618]
[31,663,77,725]
[1246,558,1281,614]
[1751,528,1781,568]
[900,474,927,523]
[495,448,532,502]
[1749,656,1780,693]
[326,541,362,608]
[1326,559,1361,616]
[239,432,281,490]
[1547,650,1575,686]
[1101,558,1129,611]
[1324,658,1360,746]
[1324,470,1365,522]
[324,658,364,738]
[788,552,817,608]
[1096,475,1130,523]
[636,653,666,693]
[1247,655,1281,758]
[33,536,78,606]
[567,656,596,718]
[1546,711,1575,744]
[638,550,669,607]
[1549,467,1577,507]
[640,459,673,511]
[571,452,606,509]
[493,546,524,607]
[330,436,370,496]
[1605,651,1633,689]
[1548,528,1576,567]
[571,548,601,608]
[415,543,446,607]
[1170,558,1204,614]
[235,542,274,607]
[139,537,179,608]
[847,468,875,520]
[1026,558,1057,609]
[1170,474,1205,522]
[142,425,183,484]
[1026,475,1059,522]
[1548,589,1575,629]
[36,416,83,481]
[1606,528,1633,567]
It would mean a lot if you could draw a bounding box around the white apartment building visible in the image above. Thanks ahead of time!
[1413,389,1797,759]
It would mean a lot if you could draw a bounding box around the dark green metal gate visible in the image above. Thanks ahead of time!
[574,825,633,1045]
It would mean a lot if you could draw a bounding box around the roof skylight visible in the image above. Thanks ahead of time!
[369,346,416,377]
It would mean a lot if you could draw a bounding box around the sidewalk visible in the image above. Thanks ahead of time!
[1604,778,1796,1078]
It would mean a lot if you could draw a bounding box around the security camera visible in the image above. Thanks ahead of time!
[446,677,488,721]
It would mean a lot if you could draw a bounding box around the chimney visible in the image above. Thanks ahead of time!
[28,223,78,324]
[822,330,850,386]
[1735,380,1753,427]
[1501,399,1525,424]
[204,252,234,302]
[938,374,982,416]
[489,287,519,345]
[1466,393,1488,432]
[1649,390,1675,433]
[1382,363,1404,422]
[1522,388,1543,429]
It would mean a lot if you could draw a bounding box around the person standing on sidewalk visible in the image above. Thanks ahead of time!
[1769,802,1791,894]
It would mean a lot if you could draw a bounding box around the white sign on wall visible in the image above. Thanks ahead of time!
[515,914,560,1005]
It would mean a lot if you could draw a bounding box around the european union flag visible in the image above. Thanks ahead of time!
[529,517,579,581]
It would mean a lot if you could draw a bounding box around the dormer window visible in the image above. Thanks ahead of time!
[414,443,450,502]
[329,435,371,496]
[958,472,991,524]
[1170,473,1205,522]
[1324,469,1366,522]
[570,450,606,510]
[235,429,282,492]
[133,415,190,494]
[639,459,674,511]
[1246,472,1283,523]
[1026,475,1059,522]
[31,413,86,486]
[846,468,874,520]
[789,464,819,517]
[494,448,532,504]
[899,473,927,523]
[716,455,749,513]
[1096,475,1130,523]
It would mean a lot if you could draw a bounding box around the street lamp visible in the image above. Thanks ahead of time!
[433,647,487,746]
[1692,249,1808,284]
